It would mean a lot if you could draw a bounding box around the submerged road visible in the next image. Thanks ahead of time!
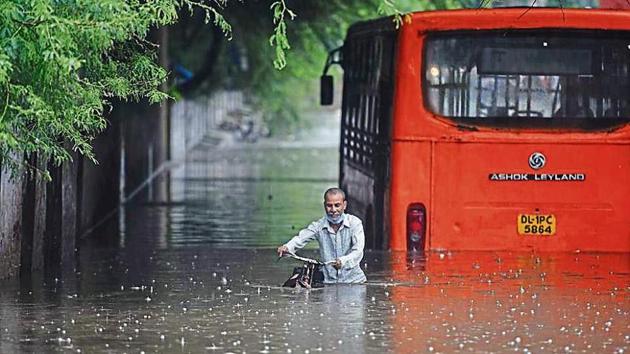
[0,118,628,353]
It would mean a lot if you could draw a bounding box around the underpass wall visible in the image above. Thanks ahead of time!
[0,91,247,279]
[0,159,23,278]
[78,114,121,241]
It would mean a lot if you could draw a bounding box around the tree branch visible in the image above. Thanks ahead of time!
[176,25,225,95]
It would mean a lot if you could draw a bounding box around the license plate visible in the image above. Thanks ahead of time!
[517,214,556,236]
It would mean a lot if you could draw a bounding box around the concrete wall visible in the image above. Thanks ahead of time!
[79,116,121,237]
[170,91,245,162]
[32,157,47,271]
[60,152,79,269]
[0,159,24,278]
[121,102,169,202]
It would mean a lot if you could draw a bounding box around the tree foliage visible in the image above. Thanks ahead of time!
[0,0,231,177]
[169,0,424,134]
[184,0,450,133]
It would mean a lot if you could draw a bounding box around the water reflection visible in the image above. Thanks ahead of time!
[273,285,368,353]
[388,252,629,353]
[123,145,338,249]
[1,247,628,353]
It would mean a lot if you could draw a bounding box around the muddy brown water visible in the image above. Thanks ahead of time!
[1,134,628,353]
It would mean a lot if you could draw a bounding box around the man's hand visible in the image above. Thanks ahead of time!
[332,259,342,270]
[277,245,289,257]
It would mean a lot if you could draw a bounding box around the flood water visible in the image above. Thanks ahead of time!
[1,118,628,353]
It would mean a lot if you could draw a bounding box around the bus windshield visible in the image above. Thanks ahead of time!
[424,30,630,128]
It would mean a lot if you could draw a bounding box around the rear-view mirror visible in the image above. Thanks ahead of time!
[320,75,334,106]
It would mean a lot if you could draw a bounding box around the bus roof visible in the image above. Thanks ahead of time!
[348,8,630,37]
[405,8,630,31]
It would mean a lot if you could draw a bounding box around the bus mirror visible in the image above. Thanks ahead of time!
[320,75,334,105]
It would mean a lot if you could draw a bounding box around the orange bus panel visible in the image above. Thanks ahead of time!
[386,9,630,252]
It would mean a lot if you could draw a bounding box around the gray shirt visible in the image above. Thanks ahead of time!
[284,214,367,284]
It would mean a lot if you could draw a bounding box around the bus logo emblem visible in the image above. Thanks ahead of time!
[528,152,546,170]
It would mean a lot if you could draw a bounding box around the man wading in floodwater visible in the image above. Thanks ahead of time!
[277,188,367,284]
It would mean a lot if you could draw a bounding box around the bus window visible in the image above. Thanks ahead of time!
[423,30,630,128]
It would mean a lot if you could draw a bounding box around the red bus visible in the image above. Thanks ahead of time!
[321,8,630,252]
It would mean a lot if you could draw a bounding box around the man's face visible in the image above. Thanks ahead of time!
[324,193,346,218]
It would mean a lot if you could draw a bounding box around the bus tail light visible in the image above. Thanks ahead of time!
[407,203,426,251]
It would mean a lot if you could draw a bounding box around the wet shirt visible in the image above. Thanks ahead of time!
[284,214,367,284]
